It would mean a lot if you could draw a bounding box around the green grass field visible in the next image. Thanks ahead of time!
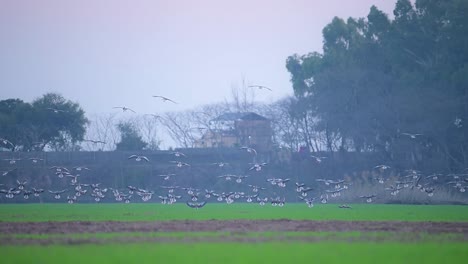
[1,203,468,222]
[0,203,467,264]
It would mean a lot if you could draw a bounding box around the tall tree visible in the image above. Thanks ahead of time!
[0,93,88,151]
[115,121,147,151]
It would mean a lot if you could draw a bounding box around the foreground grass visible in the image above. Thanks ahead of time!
[0,203,468,222]
[0,242,467,264]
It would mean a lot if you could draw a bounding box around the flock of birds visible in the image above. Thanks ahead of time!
[1,140,467,208]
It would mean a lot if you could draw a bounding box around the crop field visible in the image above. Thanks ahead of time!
[1,203,467,264]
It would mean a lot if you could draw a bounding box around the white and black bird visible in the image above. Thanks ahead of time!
[186,201,207,209]
[299,196,316,208]
[1,168,17,176]
[401,132,423,139]
[84,139,106,144]
[359,194,377,203]
[0,138,15,149]
[47,107,67,113]
[128,155,150,162]
[171,161,190,168]
[49,189,68,199]
[153,95,177,104]
[249,162,268,172]
[310,155,327,163]
[240,146,257,156]
[248,85,272,91]
[113,106,136,113]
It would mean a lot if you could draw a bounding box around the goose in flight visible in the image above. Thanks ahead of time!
[158,173,175,181]
[249,162,268,172]
[310,155,327,163]
[359,194,377,203]
[1,168,17,176]
[128,155,150,162]
[171,151,186,157]
[47,107,67,113]
[401,132,423,139]
[170,161,190,168]
[186,201,207,209]
[0,138,15,149]
[84,139,106,144]
[374,164,391,170]
[113,106,136,113]
[49,189,68,199]
[28,157,44,164]
[299,196,316,208]
[249,85,272,91]
[153,95,177,104]
[240,146,257,156]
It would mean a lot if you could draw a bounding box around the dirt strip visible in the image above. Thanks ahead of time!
[1,220,468,234]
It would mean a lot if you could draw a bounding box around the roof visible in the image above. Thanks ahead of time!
[212,112,268,122]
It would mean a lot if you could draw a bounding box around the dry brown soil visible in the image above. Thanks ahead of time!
[1,220,467,245]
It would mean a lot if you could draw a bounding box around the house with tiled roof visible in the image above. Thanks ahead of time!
[194,112,272,152]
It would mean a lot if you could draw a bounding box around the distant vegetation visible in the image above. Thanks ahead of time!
[286,0,468,171]
[1,0,467,175]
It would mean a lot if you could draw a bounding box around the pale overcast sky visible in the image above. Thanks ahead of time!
[0,0,398,116]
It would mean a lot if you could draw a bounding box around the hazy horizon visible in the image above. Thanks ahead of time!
[1,0,398,117]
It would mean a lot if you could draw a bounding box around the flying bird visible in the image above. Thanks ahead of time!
[128,155,150,162]
[240,146,257,156]
[249,85,272,91]
[84,139,106,144]
[153,95,177,104]
[186,201,207,209]
[401,132,423,139]
[47,107,66,113]
[113,106,136,113]
[310,155,327,163]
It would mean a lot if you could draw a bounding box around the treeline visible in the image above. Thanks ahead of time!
[1,0,467,174]
[285,0,468,172]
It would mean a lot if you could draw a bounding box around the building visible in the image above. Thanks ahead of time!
[194,112,272,152]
